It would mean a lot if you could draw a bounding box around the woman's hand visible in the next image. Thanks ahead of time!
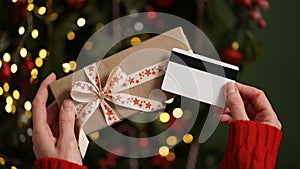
[32,73,83,165]
[217,82,282,130]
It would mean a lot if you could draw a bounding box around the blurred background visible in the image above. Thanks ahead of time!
[0,0,298,168]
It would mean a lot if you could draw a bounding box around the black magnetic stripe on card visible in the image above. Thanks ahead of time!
[170,51,238,80]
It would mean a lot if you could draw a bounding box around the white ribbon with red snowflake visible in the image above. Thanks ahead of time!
[70,60,167,127]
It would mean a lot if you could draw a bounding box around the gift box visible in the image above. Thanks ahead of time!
[49,27,191,156]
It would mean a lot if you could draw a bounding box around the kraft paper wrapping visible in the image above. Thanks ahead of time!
[49,27,191,135]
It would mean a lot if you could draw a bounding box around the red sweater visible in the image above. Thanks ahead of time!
[34,120,282,169]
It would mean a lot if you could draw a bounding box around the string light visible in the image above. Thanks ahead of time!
[77,18,86,27]
[11,104,16,114]
[20,47,28,58]
[232,41,239,51]
[39,49,47,59]
[0,157,5,165]
[131,37,141,46]
[13,90,20,100]
[31,29,39,39]
[166,136,177,146]
[159,146,169,156]
[3,82,9,92]
[11,0,17,3]
[84,41,93,50]
[31,68,38,79]
[69,61,77,71]
[25,110,32,118]
[90,131,100,140]
[166,152,176,161]
[6,96,13,105]
[67,31,75,40]
[173,108,183,118]
[159,112,170,123]
[24,101,32,111]
[27,3,34,11]
[38,6,47,15]
[11,64,18,73]
[0,87,3,96]
[0,60,2,68]
[50,13,58,21]
[183,109,192,120]
[35,57,43,67]
[165,98,174,104]
[11,166,17,169]
[3,53,11,62]
[5,104,12,113]
[62,63,70,73]
[183,133,193,144]
[96,23,103,30]
[18,26,25,35]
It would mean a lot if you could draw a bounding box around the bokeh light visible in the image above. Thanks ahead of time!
[159,112,170,123]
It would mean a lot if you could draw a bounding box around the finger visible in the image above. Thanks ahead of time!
[32,73,56,131]
[236,83,274,113]
[214,113,232,124]
[225,82,249,121]
[58,99,77,144]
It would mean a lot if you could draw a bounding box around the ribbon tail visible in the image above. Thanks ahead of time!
[76,98,100,126]
[78,128,89,158]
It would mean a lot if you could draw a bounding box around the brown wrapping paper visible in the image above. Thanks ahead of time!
[49,27,191,134]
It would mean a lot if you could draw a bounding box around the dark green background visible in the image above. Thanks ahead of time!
[211,0,300,168]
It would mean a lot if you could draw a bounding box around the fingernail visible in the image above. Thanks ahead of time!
[63,99,74,111]
[225,82,236,94]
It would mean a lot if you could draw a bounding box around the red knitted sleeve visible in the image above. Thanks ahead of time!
[34,158,87,169]
[218,120,282,169]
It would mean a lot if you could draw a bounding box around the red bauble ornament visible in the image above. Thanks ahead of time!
[220,48,243,66]
[152,0,174,8]
[258,19,266,28]
[65,0,88,9]
[0,62,12,83]
[235,0,252,8]
[13,0,28,24]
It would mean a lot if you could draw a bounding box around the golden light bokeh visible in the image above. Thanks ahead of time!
[35,57,43,67]
[67,31,75,40]
[183,133,193,144]
[3,53,11,62]
[18,26,25,35]
[31,68,38,79]
[0,87,3,96]
[165,98,174,104]
[90,131,100,140]
[3,82,9,92]
[39,49,47,59]
[69,61,77,71]
[13,90,20,100]
[27,3,34,12]
[11,64,18,73]
[24,101,32,111]
[77,18,86,27]
[166,152,176,161]
[62,63,70,73]
[38,6,46,15]
[158,146,169,157]
[159,112,170,123]
[20,48,28,58]
[166,136,177,146]
[172,108,183,118]
[31,29,39,39]
[131,37,141,46]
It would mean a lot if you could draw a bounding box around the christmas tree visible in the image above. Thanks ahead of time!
[0,0,269,168]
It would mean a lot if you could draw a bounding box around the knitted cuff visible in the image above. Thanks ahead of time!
[219,120,282,169]
[34,158,87,169]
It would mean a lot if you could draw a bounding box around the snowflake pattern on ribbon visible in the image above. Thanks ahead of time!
[71,60,167,127]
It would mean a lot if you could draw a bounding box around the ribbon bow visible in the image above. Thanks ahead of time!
[71,61,167,129]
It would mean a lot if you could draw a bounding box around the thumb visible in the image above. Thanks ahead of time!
[59,99,76,142]
[225,82,249,121]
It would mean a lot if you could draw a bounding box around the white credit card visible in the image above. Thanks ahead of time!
[161,48,239,108]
